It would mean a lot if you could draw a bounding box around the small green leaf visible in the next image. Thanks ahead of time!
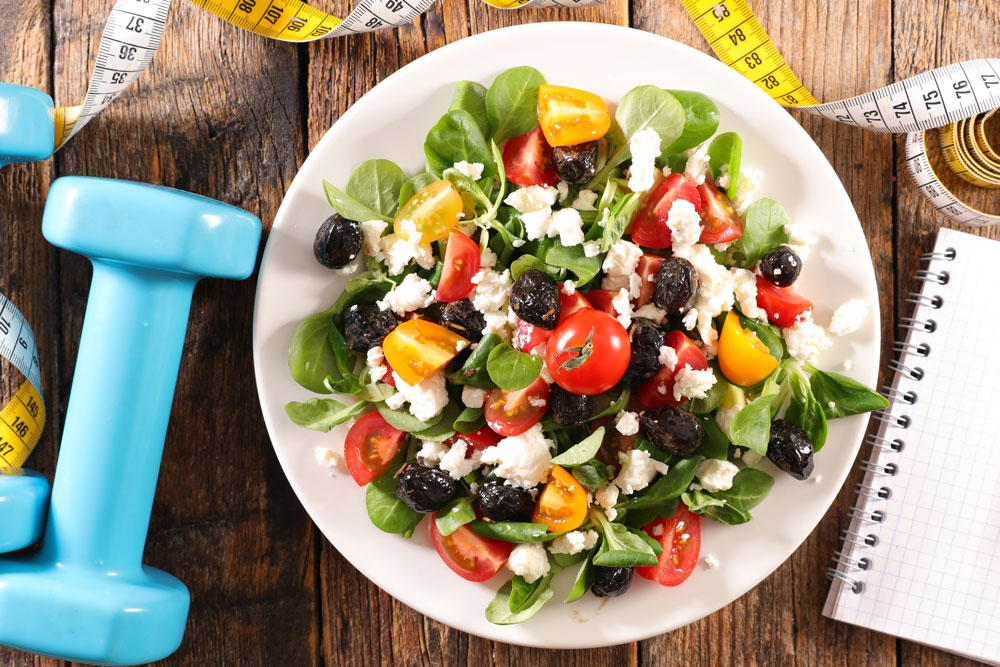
[485,575,555,625]
[565,550,596,603]
[435,496,476,537]
[487,342,543,391]
[550,427,605,467]
[486,66,546,143]
[448,333,503,389]
[809,368,889,419]
[346,159,407,217]
[728,392,775,455]
[284,398,368,432]
[449,80,491,139]
[288,309,337,394]
[376,400,446,433]
[663,90,720,155]
[425,110,496,179]
[323,180,391,224]
[366,462,424,537]
[740,198,791,267]
[706,132,742,199]
[469,520,551,543]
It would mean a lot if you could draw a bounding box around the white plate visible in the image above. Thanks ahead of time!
[253,22,879,648]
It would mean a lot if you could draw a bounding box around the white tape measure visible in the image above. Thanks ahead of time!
[0,293,45,469]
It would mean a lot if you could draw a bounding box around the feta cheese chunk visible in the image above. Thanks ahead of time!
[615,411,640,436]
[506,185,558,213]
[561,280,577,295]
[684,142,711,185]
[829,298,868,336]
[556,180,570,202]
[634,304,667,324]
[658,345,678,371]
[672,243,735,348]
[439,438,483,480]
[550,207,586,247]
[673,364,717,402]
[602,240,643,291]
[360,220,388,261]
[628,128,662,193]
[571,189,598,211]
[715,404,742,440]
[453,160,484,180]
[417,440,448,466]
[480,424,553,489]
[366,345,387,383]
[548,530,599,555]
[741,450,763,467]
[471,268,512,314]
[732,166,764,215]
[704,554,720,569]
[594,483,620,520]
[390,371,450,422]
[666,199,702,250]
[507,542,550,583]
[612,288,633,329]
[314,447,341,474]
[462,386,485,409]
[784,222,818,261]
[378,273,435,316]
[696,458,740,493]
[582,240,600,258]
[783,312,832,363]
[731,267,767,320]
[381,231,436,275]
[614,449,669,495]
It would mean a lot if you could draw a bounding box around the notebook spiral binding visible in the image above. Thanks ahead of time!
[824,246,957,596]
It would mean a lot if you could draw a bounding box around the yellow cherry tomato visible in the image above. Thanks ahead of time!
[718,312,779,387]
[394,180,463,243]
[382,318,470,386]
[532,465,589,532]
[537,84,611,147]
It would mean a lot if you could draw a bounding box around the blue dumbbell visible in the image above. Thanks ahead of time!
[0,82,56,554]
[0,85,262,665]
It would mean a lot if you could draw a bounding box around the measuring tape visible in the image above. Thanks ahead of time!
[0,294,44,470]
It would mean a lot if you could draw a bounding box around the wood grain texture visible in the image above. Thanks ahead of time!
[0,0,995,665]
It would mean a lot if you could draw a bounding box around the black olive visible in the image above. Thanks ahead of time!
[766,419,815,480]
[640,405,703,455]
[343,303,398,353]
[549,385,592,425]
[551,141,599,184]
[759,246,802,288]
[439,299,486,340]
[591,566,633,597]
[654,257,699,314]
[477,480,536,523]
[313,214,362,269]
[395,464,462,514]
[510,269,561,330]
[622,318,665,386]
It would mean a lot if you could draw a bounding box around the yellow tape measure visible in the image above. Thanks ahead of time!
[0,295,45,470]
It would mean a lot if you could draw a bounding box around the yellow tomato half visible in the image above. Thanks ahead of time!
[382,318,470,385]
[394,180,463,243]
[537,84,611,147]
[532,465,589,532]
[718,312,779,387]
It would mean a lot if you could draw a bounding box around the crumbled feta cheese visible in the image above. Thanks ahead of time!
[385,390,407,410]
[314,447,341,474]
[812,474,823,484]
[595,483,620,520]
[682,307,698,331]
[549,529,599,555]
[482,310,512,342]
[783,312,832,363]
[417,440,448,466]
[829,298,868,336]
[378,273,435,316]
[615,411,640,436]
[634,304,667,324]
[612,288,633,329]
[462,386,485,409]
[704,554,720,569]
[716,165,731,190]
[672,243,735,347]
[733,166,764,215]
[582,241,600,258]
[439,438,483,480]
[784,222,817,260]
[472,268,512,314]
[480,243,498,270]
[507,542,550,583]
[527,396,547,408]
[628,272,643,299]
[561,280,577,295]
[742,450,763,467]
[571,189,598,211]
[506,185,558,213]
[658,345,678,371]
[550,207,586,247]
[684,142,711,185]
[367,346,387,383]
[673,365,717,402]
[652,523,664,536]
[556,180,570,202]
[381,232,436,275]
[453,160,484,180]
[512,239,526,248]
[615,449,670,495]
[390,371,450,422]
[628,128,662,193]
[666,199,703,250]
[480,424,553,489]
[360,220,388,261]
[715,404,741,440]
[731,267,767,320]
[602,240,643,291]
[697,458,740,493]
[843,359,854,371]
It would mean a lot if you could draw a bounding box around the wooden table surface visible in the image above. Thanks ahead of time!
[1,0,997,664]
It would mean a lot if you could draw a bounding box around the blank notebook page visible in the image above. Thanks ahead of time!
[824,228,1000,665]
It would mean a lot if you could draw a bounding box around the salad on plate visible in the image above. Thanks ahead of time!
[286,66,887,624]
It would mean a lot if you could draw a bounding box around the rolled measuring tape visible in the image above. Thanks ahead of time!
[0,295,45,470]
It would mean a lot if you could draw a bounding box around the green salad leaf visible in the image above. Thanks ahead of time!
[288,309,337,394]
[435,496,476,537]
[700,468,775,525]
[809,367,889,419]
[469,520,551,543]
[366,461,424,537]
[425,109,496,179]
[448,333,503,389]
[706,132,742,199]
[728,391,776,455]
[486,66,546,143]
[550,427,605,467]
[663,89,720,154]
[487,341,543,391]
[740,198,791,267]
[449,80,491,139]
[284,397,367,432]
[346,159,407,218]
[323,180,391,224]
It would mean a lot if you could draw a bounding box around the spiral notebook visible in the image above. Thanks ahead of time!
[823,228,1000,665]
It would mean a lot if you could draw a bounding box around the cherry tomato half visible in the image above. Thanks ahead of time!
[502,126,558,188]
[636,504,701,586]
[637,330,708,409]
[718,311,778,387]
[436,230,481,303]
[395,179,463,244]
[484,376,551,437]
[513,288,592,352]
[430,515,512,582]
[697,182,743,244]
[537,84,611,147]
[445,425,502,452]
[546,310,630,396]
[754,275,814,327]
[383,318,470,386]
[532,465,589,532]
[629,174,702,249]
[583,289,617,317]
[635,254,665,308]
[343,412,407,486]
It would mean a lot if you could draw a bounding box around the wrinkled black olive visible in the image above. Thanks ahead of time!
[440,299,486,340]
[767,419,815,480]
[549,385,592,425]
[510,269,560,330]
[623,318,665,385]
[641,405,703,455]
[551,141,599,184]
[343,303,398,353]
[654,257,699,314]
[477,480,536,523]
[313,214,362,269]
[760,246,802,288]
[591,566,633,597]
[395,464,461,514]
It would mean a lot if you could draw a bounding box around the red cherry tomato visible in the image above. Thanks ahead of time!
[430,515,512,582]
[755,275,814,327]
[637,330,708,409]
[484,376,551,436]
[436,230,481,302]
[629,174,702,249]
[635,254,665,308]
[546,310,630,396]
[502,126,558,188]
[514,289,591,352]
[636,504,701,586]
[445,425,502,452]
[559,287,593,319]
[343,412,407,486]
[583,289,617,316]
[697,182,743,244]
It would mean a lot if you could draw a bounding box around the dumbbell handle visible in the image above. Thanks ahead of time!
[39,262,197,572]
